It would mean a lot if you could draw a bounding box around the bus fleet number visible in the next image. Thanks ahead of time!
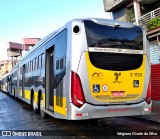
[130,73,142,77]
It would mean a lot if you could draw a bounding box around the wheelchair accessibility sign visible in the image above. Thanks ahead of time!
[93,84,100,93]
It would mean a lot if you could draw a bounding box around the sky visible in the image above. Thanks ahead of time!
[0,0,111,61]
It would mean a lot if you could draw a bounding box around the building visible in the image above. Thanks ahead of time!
[103,0,160,23]
[7,38,41,66]
[103,0,160,64]
[7,42,27,68]
[0,60,12,79]
[0,38,41,79]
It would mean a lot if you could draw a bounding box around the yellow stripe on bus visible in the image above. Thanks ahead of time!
[19,89,66,115]
[54,96,66,116]
[20,90,40,105]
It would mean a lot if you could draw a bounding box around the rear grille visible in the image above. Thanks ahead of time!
[56,80,63,107]
[89,52,143,71]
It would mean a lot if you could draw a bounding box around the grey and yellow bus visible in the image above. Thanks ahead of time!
[0,73,10,93]
[3,18,151,120]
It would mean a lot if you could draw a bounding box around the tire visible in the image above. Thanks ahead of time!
[14,89,16,99]
[14,92,16,99]
[40,94,46,118]
[32,94,38,113]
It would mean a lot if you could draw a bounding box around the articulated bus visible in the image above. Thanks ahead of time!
[0,73,10,93]
[1,18,151,120]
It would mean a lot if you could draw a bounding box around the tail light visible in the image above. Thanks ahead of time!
[146,79,151,104]
[71,71,85,108]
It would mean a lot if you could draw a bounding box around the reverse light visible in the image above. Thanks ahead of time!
[146,79,151,104]
[144,107,151,111]
[71,71,85,108]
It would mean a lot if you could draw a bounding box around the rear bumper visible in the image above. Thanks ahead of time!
[69,101,152,120]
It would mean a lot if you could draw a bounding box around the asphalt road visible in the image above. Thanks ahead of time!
[0,91,160,139]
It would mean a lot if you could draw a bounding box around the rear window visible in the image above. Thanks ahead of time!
[84,20,143,50]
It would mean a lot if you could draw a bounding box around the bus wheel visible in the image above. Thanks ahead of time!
[32,95,38,113]
[40,94,46,118]
[14,89,17,99]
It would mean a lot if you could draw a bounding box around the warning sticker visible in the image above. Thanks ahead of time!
[102,84,108,92]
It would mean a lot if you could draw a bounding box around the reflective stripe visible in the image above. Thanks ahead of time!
[89,47,143,54]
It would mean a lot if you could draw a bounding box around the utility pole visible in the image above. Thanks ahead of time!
[133,0,141,25]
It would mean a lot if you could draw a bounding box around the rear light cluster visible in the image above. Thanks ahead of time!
[146,79,151,104]
[71,71,85,108]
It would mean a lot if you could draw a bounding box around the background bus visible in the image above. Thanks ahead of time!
[0,18,151,120]
[0,73,10,93]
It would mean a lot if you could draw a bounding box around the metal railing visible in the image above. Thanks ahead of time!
[137,7,160,26]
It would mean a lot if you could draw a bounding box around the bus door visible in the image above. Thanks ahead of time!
[9,75,12,95]
[22,65,25,98]
[46,47,54,111]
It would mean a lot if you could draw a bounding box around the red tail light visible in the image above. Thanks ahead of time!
[146,79,151,104]
[71,71,85,108]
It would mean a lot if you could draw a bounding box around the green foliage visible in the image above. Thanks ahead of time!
[126,7,135,23]
[147,17,160,31]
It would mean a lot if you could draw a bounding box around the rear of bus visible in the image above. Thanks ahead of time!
[70,19,151,120]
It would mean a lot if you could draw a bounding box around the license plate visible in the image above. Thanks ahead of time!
[112,92,125,97]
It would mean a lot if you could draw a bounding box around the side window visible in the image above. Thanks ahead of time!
[55,29,67,71]
[42,53,45,67]
[38,55,41,69]
[56,60,59,70]
[32,59,34,71]
[37,56,39,69]
[35,57,37,70]
[30,61,32,71]
[55,30,67,58]
[28,62,30,72]
[20,67,22,75]
[31,60,33,71]
[25,64,28,73]
[60,58,64,69]
[56,58,64,70]
[54,30,67,87]
[33,58,36,71]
